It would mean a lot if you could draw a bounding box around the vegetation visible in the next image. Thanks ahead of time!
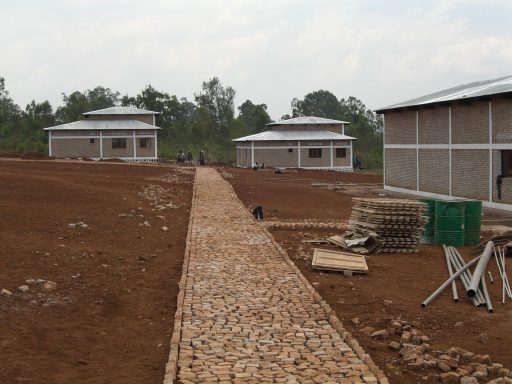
[0,76,383,170]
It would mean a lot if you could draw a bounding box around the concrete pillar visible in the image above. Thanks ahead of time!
[48,130,52,156]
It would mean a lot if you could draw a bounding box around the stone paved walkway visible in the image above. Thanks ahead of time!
[164,168,386,384]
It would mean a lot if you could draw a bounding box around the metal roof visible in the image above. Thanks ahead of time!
[83,106,160,115]
[233,130,355,142]
[267,116,350,126]
[376,75,512,113]
[44,119,161,131]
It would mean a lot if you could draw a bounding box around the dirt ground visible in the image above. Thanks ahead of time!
[0,160,193,384]
[222,165,512,384]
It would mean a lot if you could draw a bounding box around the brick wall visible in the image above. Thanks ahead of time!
[418,107,449,144]
[300,147,333,167]
[135,129,156,136]
[254,140,297,147]
[451,101,489,144]
[236,147,252,167]
[418,149,450,195]
[272,124,343,134]
[102,137,135,158]
[385,149,417,189]
[492,98,512,143]
[52,138,100,158]
[333,147,351,167]
[451,149,489,200]
[491,149,512,204]
[384,110,416,144]
[51,130,98,137]
[135,137,155,157]
[86,114,154,124]
[254,148,298,167]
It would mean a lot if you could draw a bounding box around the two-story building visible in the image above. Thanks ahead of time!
[44,106,160,161]
[233,116,355,170]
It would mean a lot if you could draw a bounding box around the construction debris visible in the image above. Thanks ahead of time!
[347,198,427,253]
[311,248,368,274]
[474,233,512,256]
[327,230,381,254]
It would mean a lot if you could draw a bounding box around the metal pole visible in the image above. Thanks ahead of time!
[422,254,481,308]
[480,275,493,313]
[452,247,485,305]
[501,247,512,299]
[443,245,459,302]
[448,249,480,306]
[467,242,494,298]
[494,246,512,299]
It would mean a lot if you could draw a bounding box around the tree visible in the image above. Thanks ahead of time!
[194,77,236,138]
[291,90,342,119]
[290,90,383,171]
[237,100,271,133]
[0,77,21,124]
[55,86,120,123]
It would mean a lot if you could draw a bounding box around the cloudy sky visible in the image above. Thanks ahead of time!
[1,0,511,119]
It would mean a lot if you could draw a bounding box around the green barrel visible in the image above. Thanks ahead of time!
[434,201,465,247]
[465,200,482,246]
[421,199,436,244]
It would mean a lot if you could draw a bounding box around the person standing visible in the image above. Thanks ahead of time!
[187,151,193,165]
[199,150,205,166]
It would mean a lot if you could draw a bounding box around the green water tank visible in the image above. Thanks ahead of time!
[421,199,436,244]
[465,200,482,246]
[434,200,465,247]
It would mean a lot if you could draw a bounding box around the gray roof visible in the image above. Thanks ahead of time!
[267,116,349,126]
[233,130,355,142]
[83,106,160,115]
[376,75,512,112]
[44,119,160,131]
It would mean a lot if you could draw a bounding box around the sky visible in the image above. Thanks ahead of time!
[1,0,512,120]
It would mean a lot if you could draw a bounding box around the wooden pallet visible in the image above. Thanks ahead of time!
[312,248,368,273]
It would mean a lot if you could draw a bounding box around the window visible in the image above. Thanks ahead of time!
[288,148,293,153]
[308,148,322,158]
[112,138,127,149]
[140,138,151,148]
[502,150,512,177]
[336,148,347,158]
[89,138,95,144]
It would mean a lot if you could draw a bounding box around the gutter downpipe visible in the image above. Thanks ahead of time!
[467,242,494,298]
[422,254,481,308]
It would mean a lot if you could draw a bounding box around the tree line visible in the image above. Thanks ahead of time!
[0,76,383,170]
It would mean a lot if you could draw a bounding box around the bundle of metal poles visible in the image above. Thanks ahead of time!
[422,241,494,312]
[494,245,512,303]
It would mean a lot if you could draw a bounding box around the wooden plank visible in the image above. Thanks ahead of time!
[312,248,368,273]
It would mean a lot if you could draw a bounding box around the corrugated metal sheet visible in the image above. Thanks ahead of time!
[376,75,512,112]
[267,116,350,126]
[232,130,355,142]
[44,120,161,131]
[83,106,159,115]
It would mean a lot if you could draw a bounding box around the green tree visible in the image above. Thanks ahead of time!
[56,86,120,123]
[291,90,342,119]
[194,77,236,138]
[237,100,271,134]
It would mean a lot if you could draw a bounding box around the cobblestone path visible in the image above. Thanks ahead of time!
[165,168,386,384]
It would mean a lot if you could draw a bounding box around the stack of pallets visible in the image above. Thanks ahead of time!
[348,198,428,253]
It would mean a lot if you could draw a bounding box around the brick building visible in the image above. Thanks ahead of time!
[376,75,512,211]
[44,106,160,161]
[233,116,355,170]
